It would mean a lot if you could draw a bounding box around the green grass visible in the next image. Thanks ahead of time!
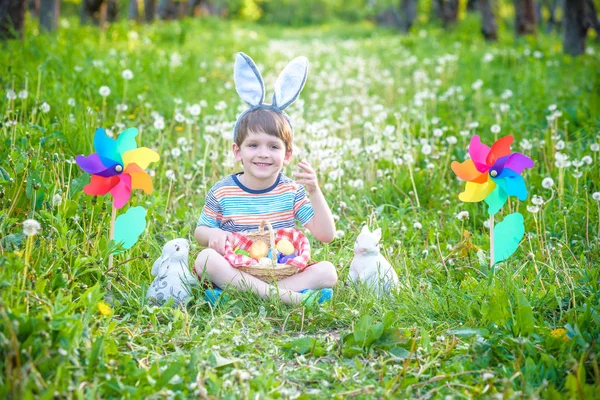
[1,14,600,399]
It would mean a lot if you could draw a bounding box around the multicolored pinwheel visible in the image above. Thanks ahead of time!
[76,128,159,208]
[451,135,534,215]
[450,135,534,265]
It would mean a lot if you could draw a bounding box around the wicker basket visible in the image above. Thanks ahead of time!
[237,220,300,281]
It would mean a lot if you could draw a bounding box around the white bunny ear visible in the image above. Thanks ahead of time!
[361,225,370,234]
[151,255,167,276]
[272,56,308,110]
[372,228,382,242]
[234,52,265,107]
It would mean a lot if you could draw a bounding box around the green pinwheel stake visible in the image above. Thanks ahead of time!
[451,135,534,266]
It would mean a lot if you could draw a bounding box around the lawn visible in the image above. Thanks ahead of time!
[1,14,599,399]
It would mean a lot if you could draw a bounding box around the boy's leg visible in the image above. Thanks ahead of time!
[194,249,303,305]
[276,261,338,293]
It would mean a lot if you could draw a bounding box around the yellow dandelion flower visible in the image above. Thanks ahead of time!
[550,328,569,342]
[97,301,112,316]
[14,250,23,257]
[128,114,135,120]
[175,126,184,132]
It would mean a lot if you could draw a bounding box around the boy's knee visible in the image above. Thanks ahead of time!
[194,248,220,276]
[317,261,338,287]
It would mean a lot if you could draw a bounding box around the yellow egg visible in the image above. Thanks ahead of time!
[249,241,269,260]
[276,239,295,256]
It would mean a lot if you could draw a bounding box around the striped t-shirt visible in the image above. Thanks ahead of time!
[197,173,315,232]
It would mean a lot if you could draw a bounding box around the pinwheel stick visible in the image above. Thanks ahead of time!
[489,214,494,267]
[108,205,117,271]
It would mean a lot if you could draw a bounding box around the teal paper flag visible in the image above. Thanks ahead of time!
[485,186,507,215]
[493,212,525,264]
[113,206,147,251]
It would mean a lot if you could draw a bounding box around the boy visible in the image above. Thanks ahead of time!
[194,53,337,306]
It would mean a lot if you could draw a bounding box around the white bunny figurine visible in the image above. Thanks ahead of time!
[348,226,399,297]
[147,239,198,306]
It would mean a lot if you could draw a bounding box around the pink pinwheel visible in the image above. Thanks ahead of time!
[76,128,159,208]
[451,135,534,215]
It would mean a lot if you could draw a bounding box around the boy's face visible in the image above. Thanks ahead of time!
[233,131,292,181]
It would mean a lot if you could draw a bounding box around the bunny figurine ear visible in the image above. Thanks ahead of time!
[361,225,370,234]
[272,56,309,110]
[151,255,167,276]
[234,52,265,107]
[372,228,382,242]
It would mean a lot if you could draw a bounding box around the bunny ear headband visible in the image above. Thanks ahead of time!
[233,52,309,141]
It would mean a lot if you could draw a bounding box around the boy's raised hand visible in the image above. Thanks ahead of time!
[293,160,320,194]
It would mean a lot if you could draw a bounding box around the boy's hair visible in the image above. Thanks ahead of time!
[235,109,293,153]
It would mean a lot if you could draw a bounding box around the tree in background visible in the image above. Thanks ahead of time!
[433,0,459,27]
[563,0,597,55]
[39,0,60,31]
[375,0,417,33]
[145,0,157,21]
[536,0,561,32]
[399,0,417,32]
[467,0,479,11]
[479,0,497,40]
[514,0,536,35]
[0,0,26,40]
[80,0,118,26]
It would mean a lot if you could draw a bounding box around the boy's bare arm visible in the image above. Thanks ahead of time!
[294,160,336,243]
[194,225,231,255]
[304,188,336,243]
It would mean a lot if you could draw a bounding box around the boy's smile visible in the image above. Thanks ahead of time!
[233,131,292,190]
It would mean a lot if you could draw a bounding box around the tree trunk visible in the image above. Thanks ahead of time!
[39,0,60,31]
[81,0,118,25]
[514,0,537,35]
[187,0,198,16]
[435,0,459,27]
[480,0,498,40]
[157,0,168,19]
[29,0,40,17]
[537,0,561,32]
[128,0,139,21]
[144,0,156,22]
[0,0,26,40]
[587,0,600,37]
[399,0,417,32]
[375,6,402,29]
[467,0,479,11]
[563,0,593,55]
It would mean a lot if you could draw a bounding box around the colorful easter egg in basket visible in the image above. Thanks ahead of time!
[249,241,269,260]
[276,239,295,256]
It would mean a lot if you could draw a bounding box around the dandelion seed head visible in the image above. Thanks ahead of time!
[23,219,41,236]
[99,86,111,97]
[455,211,469,220]
[542,177,554,189]
[122,69,134,80]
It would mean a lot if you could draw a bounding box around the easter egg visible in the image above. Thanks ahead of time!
[258,257,273,266]
[276,239,295,256]
[280,252,297,263]
[234,248,249,257]
[249,241,269,260]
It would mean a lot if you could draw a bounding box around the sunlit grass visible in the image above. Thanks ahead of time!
[1,15,599,398]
